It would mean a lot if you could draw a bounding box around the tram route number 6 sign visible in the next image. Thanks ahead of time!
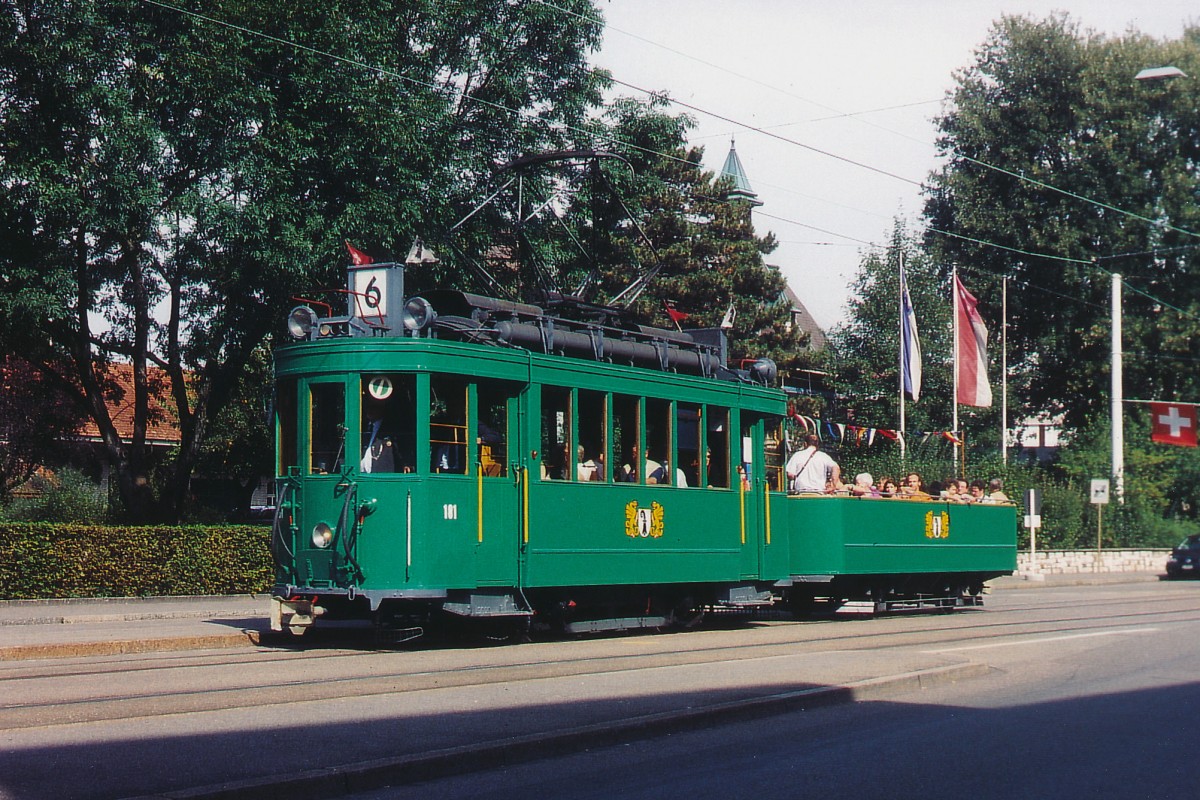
[353,267,387,317]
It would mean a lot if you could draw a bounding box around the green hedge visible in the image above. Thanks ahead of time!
[0,524,273,599]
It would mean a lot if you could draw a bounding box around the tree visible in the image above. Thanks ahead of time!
[0,0,607,520]
[925,14,1200,432]
[573,96,807,368]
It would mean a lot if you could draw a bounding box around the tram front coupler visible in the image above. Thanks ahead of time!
[270,595,328,635]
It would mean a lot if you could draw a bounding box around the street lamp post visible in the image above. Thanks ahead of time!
[1111,65,1189,501]
[1112,273,1123,503]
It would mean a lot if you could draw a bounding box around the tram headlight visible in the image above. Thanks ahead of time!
[311,522,333,549]
[401,296,437,334]
[287,306,318,339]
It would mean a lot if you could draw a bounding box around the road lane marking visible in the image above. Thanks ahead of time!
[923,627,1160,653]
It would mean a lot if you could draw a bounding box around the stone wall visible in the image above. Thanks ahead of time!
[1017,549,1169,574]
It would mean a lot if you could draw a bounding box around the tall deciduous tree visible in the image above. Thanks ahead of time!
[0,0,606,520]
[925,14,1200,431]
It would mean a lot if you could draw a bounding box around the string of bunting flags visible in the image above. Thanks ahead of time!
[786,409,963,449]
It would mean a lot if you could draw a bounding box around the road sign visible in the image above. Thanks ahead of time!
[1090,479,1110,505]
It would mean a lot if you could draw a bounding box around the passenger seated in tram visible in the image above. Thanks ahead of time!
[900,473,931,498]
[617,446,639,482]
[850,472,880,497]
[576,445,600,481]
[644,448,664,484]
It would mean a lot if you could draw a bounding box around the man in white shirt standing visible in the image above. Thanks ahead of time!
[785,433,842,494]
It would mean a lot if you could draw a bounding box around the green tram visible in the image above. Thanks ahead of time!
[270,254,1017,637]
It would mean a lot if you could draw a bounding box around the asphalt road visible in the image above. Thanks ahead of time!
[351,583,1200,800]
[2,579,1198,799]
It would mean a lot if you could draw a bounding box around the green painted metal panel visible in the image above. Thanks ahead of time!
[785,496,1018,576]
[522,482,744,587]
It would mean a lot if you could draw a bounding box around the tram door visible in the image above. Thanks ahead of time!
[473,380,523,587]
[298,377,352,588]
[738,413,785,580]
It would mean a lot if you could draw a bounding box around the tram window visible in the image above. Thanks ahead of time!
[430,375,468,474]
[309,382,346,474]
[277,378,298,474]
[477,381,513,478]
[739,418,755,490]
[360,374,416,474]
[677,403,701,488]
[707,406,730,488]
[764,416,785,491]
[540,386,571,480]
[645,398,672,485]
[613,394,640,483]
[577,390,606,482]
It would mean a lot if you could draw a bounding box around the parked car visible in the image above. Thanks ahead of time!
[1166,534,1200,578]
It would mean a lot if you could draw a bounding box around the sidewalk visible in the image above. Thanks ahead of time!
[988,570,1165,589]
[0,594,272,660]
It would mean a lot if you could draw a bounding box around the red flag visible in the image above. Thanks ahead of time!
[1150,402,1198,447]
[345,240,374,266]
[662,299,688,325]
[954,274,992,407]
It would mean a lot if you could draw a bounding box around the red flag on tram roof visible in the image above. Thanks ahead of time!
[1150,402,1198,447]
[662,299,688,325]
[345,240,374,266]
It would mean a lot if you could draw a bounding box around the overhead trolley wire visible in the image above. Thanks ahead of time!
[143,0,1199,321]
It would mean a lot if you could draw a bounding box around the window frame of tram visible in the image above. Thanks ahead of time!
[359,373,418,474]
[476,380,515,479]
[612,393,641,483]
[539,385,572,481]
[308,380,347,475]
[764,415,785,492]
[577,389,606,482]
[276,378,298,475]
[677,402,701,489]
[430,374,469,475]
[645,397,673,485]
[706,406,731,489]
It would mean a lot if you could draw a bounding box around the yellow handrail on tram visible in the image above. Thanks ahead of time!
[764,480,771,545]
[522,466,529,544]
[739,474,746,545]
[477,461,484,543]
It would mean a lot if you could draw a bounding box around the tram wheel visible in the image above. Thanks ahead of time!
[788,593,816,619]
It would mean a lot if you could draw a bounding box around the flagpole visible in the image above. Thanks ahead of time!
[899,251,906,463]
[952,265,960,471]
[1001,276,1008,465]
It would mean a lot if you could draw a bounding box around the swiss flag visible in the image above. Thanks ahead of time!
[345,240,374,266]
[1150,402,1198,447]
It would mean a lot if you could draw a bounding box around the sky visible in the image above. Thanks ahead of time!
[590,1,1199,332]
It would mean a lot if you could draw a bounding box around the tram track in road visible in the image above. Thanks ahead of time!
[4,587,1200,733]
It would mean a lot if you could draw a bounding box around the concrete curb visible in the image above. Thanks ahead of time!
[0,631,263,661]
[123,660,990,800]
[988,572,1164,589]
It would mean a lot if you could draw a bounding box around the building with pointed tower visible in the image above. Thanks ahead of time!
[719,139,763,208]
